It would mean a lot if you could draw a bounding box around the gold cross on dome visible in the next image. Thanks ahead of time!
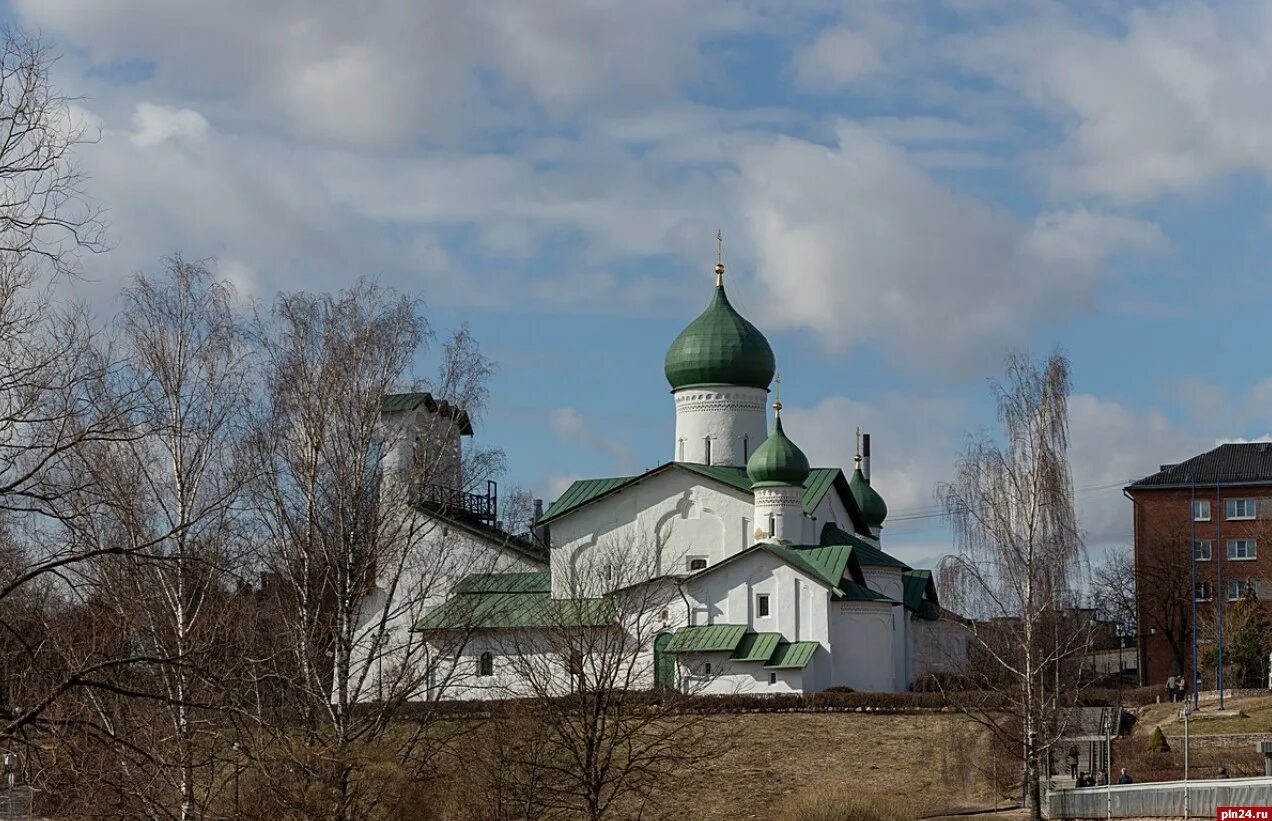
[773,372,782,413]
[715,230,725,285]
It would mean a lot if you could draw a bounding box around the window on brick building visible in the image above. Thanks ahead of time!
[1227,578,1259,601]
[1194,540,1212,561]
[1228,539,1257,560]
[1193,499,1211,521]
[1195,581,1212,601]
[1226,498,1256,520]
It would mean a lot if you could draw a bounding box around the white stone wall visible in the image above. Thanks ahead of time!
[828,600,896,692]
[679,652,805,695]
[347,511,546,702]
[381,406,464,497]
[683,549,829,646]
[752,485,804,543]
[672,386,768,467]
[863,567,908,690]
[808,490,855,545]
[548,470,755,597]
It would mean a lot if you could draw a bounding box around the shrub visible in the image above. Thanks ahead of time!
[1145,726,1171,753]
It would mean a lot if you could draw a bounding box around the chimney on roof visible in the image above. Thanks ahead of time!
[862,433,872,483]
[533,498,544,520]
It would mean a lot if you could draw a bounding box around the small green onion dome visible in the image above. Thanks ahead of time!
[664,270,775,391]
[746,411,810,487]
[849,461,888,528]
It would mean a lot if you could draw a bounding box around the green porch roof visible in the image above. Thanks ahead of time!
[902,569,941,620]
[729,632,783,662]
[820,523,910,571]
[381,391,473,434]
[764,641,819,670]
[664,624,748,653]
[538,464,859,526]
[415,576,610,631]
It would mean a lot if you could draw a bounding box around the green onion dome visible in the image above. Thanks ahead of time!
[664,267,775,391]
[746,410,810,487]
[849,460,888,528]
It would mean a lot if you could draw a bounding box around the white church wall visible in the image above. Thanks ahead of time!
[348,512,545,702]
[549,470,754,598]
[679,653,805,694]
[828,601,896,692]
[809,490,855,545]
[673,386,769,467]
[684,550,829,646]
[863,567,908,691]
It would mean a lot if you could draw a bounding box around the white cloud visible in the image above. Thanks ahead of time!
[129,102,208,147]
[957,3,1272,202]
[794,28,886,88]
[729,124,1160,373]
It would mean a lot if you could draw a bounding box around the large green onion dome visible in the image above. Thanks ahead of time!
[664,265,776,391]
[849,459,888,528]
[746,409,810,488]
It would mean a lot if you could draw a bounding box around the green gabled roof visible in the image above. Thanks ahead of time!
[729,632,783,662]
[539,476,632,522]
[820,523,910,571]
[453,572,551,594]
[537,464,864,530]
[902,569,941,620]
[765,544,850,596]
[665,624,748,653]
[415,590,610,631]
[381,391,473,434]
[764,641,819,670]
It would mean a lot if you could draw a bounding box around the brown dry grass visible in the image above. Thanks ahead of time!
[642,713,997,821]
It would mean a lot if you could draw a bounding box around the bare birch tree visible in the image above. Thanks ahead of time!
[244,282,511,819]
[478,540,719,821]
[938,351,1091,820]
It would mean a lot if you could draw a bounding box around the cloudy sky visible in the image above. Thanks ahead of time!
[12,0,1272,566]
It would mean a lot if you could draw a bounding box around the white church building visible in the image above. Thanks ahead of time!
[358,257,964,699]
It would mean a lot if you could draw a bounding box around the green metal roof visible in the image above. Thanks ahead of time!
[902,569,941,620]
[746,414,811,488]
[664,624,748,653]
[453,572,551,594]
[849,466,888,527]
[729,632,783,662]
[415,589,610,631]
[381,391,472,434]
[539,476,631,522]
[820,523,910,571]
[664,282,775,391]
[537,464,861,528]
[764,641,819,670]
[764,544,850,595]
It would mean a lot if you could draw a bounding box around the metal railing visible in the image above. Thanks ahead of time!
[421,480,497,523]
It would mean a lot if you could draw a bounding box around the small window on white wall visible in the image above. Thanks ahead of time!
[704,661,712,675]
[704,437,712,465]
[687,557,708,571]
[756,593,771,618]
[769,672,777,685]
[767,513,775,537]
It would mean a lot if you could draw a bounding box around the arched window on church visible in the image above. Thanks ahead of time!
[704,436,712,465]
[677,438,685,461]
[478,652,493,677]
[743,434,749,461]
[767,513,775,537]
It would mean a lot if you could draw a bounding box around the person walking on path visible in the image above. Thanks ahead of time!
[1218,766,1229,778]
[1066,746,1079,779]
[1116,768,1133,785]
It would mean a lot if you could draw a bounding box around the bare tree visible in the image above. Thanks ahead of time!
[938,351,1091,821]
[1092,547,1136,639]
[74,257,254,819]
[0,27,106,277]
[244,281,512,819]
[1133,522,1194,680]
[481,540,720,821]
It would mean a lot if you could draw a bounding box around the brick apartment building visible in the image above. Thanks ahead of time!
[1126,443,1272,686]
